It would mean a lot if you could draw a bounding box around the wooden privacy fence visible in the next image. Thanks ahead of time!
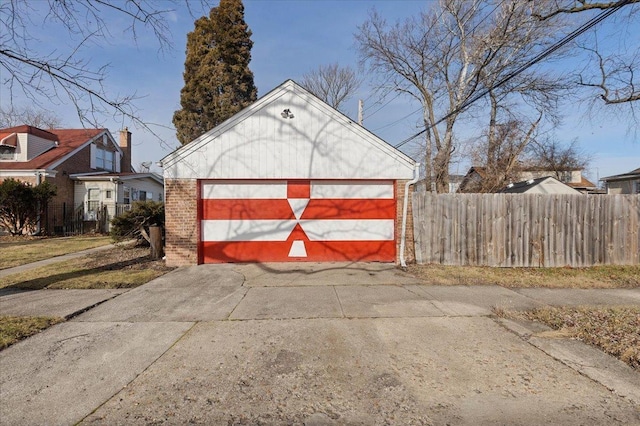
[412,193,640,267]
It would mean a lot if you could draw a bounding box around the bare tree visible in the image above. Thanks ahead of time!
[536,0,640,112]
[0,106,63,129]
[524,137,591,175]
[301,63,361,113]
[533,0,639,21]
[0,0,209,130]
[356,0,566,193]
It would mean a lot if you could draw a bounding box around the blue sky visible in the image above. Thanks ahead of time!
[4,0,639,181]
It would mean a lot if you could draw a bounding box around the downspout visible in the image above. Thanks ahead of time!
[400,163,420,269]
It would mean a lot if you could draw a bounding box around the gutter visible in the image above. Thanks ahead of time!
[400,163,420,268]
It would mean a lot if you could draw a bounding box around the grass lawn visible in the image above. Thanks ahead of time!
[0,316,64,350]
[0,235,112,270]
[407,264,640,288]
[497,306,640,370]
[0,246,174,290]
[0,245,174,350]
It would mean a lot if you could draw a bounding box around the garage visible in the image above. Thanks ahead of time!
[162,80,417,266]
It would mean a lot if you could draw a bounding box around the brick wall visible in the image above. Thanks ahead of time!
[396,179,415,265]
[165,179,198,267]
[48,144,93,207]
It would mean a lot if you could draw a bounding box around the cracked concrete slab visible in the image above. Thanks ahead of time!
[230,286,343,320]
[232,262,422,287]
[75,265,246,322]
[407,285,542,316]
[3,263,639,425]
[335,285,444,318]
[80,318,640,425]
[0,321,193,426]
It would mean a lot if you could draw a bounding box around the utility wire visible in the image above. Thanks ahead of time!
[372,106,422,132]
[394,0,632,149]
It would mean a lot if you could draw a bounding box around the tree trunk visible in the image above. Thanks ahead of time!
[150,225,164,259]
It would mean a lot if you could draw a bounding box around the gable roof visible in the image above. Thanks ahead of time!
[0,127,109,170]
[499,176,580,194]
[0,125,58,143]
[162,80,416,180]
[566,175,597,189]
[600,167,640,182]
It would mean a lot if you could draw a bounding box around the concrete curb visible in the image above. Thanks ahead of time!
[497,317,640,406]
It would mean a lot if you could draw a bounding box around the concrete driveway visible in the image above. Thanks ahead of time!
[1,263,639,425]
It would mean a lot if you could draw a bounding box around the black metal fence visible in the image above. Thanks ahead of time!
[42,202,132,236]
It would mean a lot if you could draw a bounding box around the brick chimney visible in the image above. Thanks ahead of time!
[119,127,132,173]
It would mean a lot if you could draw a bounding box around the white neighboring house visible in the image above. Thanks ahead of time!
[499,176,581,194]
[71,172,164,224]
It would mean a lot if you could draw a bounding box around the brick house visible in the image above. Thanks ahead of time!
[161,80,418,266]
[0,125,163,233]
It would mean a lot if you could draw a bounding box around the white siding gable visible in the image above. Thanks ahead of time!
[163,80,415,180]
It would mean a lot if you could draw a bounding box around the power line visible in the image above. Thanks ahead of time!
[372,106,422,132]
[394,0,632,149]
[365,91,404,119]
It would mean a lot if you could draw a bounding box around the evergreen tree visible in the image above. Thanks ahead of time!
[173,0,257,145]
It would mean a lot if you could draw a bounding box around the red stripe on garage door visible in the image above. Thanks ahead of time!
[202,199,295,220]
[202,240,396,263]
[202,198,395,220]
[301,199,395,219]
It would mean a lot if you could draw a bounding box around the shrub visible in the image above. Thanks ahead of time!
[0,179,56,235]
[110,201,164,245]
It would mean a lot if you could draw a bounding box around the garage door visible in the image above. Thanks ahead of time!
[199,180,396,263]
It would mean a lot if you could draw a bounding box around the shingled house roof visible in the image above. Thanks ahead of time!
[0,125,106,170]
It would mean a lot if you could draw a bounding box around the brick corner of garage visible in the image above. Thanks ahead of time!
[164,178,198,267]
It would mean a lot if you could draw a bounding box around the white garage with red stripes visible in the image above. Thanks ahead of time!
[162,80,417,266]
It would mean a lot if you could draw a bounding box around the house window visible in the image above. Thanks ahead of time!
[94,146,115,171]
[123,186,131,204]
[560,171,572,183]
[104,150,114,171]
[105,190,112,199]
[0,145,16,160]
[139,191,147,201]
[158,192,163,202]
[96,148,105,169]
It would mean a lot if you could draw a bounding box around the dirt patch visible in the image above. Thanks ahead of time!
[83,246,172,272]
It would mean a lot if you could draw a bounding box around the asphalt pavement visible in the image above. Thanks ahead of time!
[1,262,639,425]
